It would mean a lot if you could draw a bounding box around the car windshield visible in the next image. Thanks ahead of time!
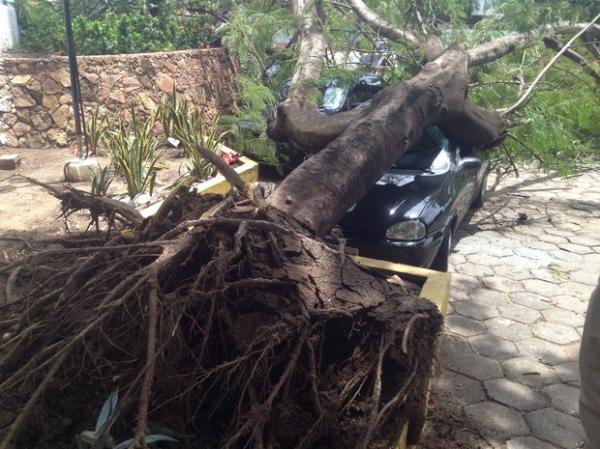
[322,84,346,110]
[392,128,450,172]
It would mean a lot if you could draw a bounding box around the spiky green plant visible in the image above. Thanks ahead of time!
[156,85,182,140]
[105,110,164,199]
[90,165,114,196]
[85,107,110,155]
[159,91,228,182]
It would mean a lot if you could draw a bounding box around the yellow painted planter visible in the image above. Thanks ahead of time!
[139,155,259,218]
[189,155,259,196]
[351,256,451,449]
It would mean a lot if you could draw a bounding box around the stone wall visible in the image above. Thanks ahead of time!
[0,48,239,148]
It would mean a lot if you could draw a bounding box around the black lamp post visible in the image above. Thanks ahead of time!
[62,0,85,158]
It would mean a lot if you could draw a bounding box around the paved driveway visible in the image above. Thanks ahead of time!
[423,167,600,449]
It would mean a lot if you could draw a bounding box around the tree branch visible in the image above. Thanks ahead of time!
[346,0,444,61]
[346,0,422,48]
[193,144,247,192]
[412,2,428,35]
[499,12,600,115]
[543,35,600,85]
[287,0,327,104]
[468,21,600,67]
[582,30,600,59]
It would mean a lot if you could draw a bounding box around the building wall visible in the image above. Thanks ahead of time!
[0,47,239,148]
[0,2,19,51]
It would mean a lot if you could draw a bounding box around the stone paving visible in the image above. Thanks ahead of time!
[426,167,600,449]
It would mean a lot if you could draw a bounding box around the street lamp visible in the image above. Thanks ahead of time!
[62,0,99,182]
[62,0,84,158]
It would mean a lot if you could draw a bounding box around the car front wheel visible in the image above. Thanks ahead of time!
[471,174,488,209]
[431,229,452,272]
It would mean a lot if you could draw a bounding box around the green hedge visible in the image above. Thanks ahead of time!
[15,0,217,54]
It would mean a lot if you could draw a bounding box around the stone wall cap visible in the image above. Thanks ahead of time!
[0,47,227,63]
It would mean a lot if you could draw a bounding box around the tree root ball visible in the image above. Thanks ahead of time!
[0,193,442,449]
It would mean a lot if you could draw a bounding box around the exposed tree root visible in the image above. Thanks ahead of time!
[0,191,442,449]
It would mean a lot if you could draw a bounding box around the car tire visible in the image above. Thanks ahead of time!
[431,229,452,272]
[471,175,488,209]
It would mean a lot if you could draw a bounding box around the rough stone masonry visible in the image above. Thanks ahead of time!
[0,48,239,148]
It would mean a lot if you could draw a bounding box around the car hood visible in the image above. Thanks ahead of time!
[340,170,447,235]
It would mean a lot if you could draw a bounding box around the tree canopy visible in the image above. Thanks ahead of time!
[221,0,599,175]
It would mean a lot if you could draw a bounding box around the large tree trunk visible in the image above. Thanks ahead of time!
[267,47,506,236]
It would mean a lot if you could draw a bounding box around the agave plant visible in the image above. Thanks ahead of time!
[156,85,183,141]
[85,107,110,155]
[105,109,164,199]
[90,165,114,196]
[161,94,228,181]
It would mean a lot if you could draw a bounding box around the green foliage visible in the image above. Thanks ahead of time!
[90,165,114,196]
[158,89,227,181]
[15,0,217,54]
[470,48,600,174]
[86,107,111,155]
[14,0,65,52]
[71,12,215,55]
[219,0,598,174]
[105,110,164,198]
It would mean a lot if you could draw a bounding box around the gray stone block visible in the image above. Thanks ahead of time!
[515,338,572,365]
[464,401,529,440]
[430,370,486,406]
[554,362,579,384]
[502,357,559,388]
[484,378,546,411]
[499,302,542,324]
[532,322,579,345]
[0,154,21,170]
[445,351,503,380]
[482,276,522,294]
[526,408,585,449]
[470,287,512,306]
[542,384,580,416]
[454,301,499,320]
[469,334,519,361]
[512,292,554,311]
[507,436,561,449]
[445,314,485,337]
[437,334,472,360]
[552,295,589,314]
[485,317,532,341]
[541,308,585,328]
[63,158,101,183]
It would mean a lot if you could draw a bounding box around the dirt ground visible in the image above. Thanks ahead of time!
[0,147,186,256]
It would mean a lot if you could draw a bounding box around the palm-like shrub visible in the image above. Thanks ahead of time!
[159,90,228,182]
[104,110,164,199]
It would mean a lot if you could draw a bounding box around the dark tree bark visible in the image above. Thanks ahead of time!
[266,3,598,237]
[544,35,600,85]
[267,47,506,235]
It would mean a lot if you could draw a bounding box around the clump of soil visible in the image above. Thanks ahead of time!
[0,190,442,449]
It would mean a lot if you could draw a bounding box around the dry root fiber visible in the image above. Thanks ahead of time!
[0,190,442,449]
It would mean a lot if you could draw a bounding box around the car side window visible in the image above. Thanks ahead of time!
[348,85,369,107]
[430,147,451,173]
[458,145,475,158]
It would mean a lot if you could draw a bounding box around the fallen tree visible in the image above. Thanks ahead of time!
[1,1,599,448]
[0,187,441,449]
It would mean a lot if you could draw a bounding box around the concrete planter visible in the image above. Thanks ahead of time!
[138,154,259,218]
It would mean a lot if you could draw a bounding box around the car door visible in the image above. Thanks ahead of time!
[452,146,475,226]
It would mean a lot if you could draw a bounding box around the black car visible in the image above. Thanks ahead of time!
[339,127,489,271]
[276,74,385,115]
